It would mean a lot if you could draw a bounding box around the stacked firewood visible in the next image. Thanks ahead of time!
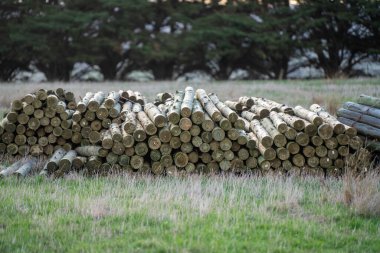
[0,87,364,178]
[0,88,76,157]
[337,95,380,152]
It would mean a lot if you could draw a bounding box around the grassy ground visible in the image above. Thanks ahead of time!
[0,79,380,252]
[0,174,379,253]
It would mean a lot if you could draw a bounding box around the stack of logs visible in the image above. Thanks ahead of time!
[337,95,380,152]
[0,86,364,178]
[0,88,76,156]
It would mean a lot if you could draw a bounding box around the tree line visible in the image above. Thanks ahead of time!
[0,0,379,81]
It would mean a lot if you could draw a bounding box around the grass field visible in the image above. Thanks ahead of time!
[0,174,379,253]
[0,79,380,252]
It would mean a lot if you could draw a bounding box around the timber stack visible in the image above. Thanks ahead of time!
[337,94,380,152]
[0,86,365,178]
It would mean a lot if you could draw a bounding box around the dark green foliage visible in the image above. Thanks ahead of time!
[0,0,378,81]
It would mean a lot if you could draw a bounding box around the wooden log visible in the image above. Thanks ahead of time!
[6,143,18,155]
[327,149,339,160]
[169,123,181,137]
[46,94,59,108]
[148,135,161,150]
[122,112,137,134]
[120,101,133,118]
[292,154,305,167]
[167,91,184,124]
[343,101,380,119]
[199,142,210,153]
[317,123,334,140]
[251,97,280,112]
[250,105,269,118]
[338,146,349,157]
[295,132,310,147]
[309,104,347,135]
[338,117,380,138]
[174,152,188,168]
[170,136,181,149]
[112,141,125,155]
[106,152,119,165]
[137,111,157,135]
[11,99,23,111]
[135,142,148,156]
[301,119,317,136]
[249,119,273,148]
[201,113,215,131]
[87,156,102,171]
[278,113,304,131]
[315,145,328,158]
[179,117,192,131]
[6,111,18,123]
[241,111,260,121]
[302,146,315,158]
[134,91,145,105]
[258,156,271,170]
[15,134,27,145]
[191,99,205,125]
[73,156,87,170]
[209,93,238,123]
[349,136,363,150]
[250,133,276,160]
[219,116,231,131]
[22,102,35,115]
[180,87,195,118]
[156,92,172,103]
[311,135,323,146]
[238,96,254,108]
[225,100,243,111]
[109,103,121,119]
[158,126,171,143]
[15,158,37,177]
[109,123,122,142]
[261,118,286,147]
[307,157,319,168]
[96,103,109,120]
[144,103,167,128]
[212,127,225,142]
[0,160,24,177]
[88,91,105,112]
[180,130,191,143]
[337,108,380,128]
[58,150,77,172]
[269,112,288,134]
[320,157,333,169]
[17,113,29,125]
[75,146,101,157]
[294,105,323,126]
[284,127,297,141]
[104,91,120,109]
[101,130,114,149]
[161,154,173,168]
[336,134,350,146]
[357,94,380,108]
[276,147,290,161]
[77,92,94,112]
[196,89,222,122]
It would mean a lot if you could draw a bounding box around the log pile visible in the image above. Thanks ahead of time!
[337,95,380,152]
[0,87,365,178]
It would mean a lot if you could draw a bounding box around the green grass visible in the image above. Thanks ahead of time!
[0,175,379,253]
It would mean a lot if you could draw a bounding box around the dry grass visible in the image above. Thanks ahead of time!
[343,172,380,217]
